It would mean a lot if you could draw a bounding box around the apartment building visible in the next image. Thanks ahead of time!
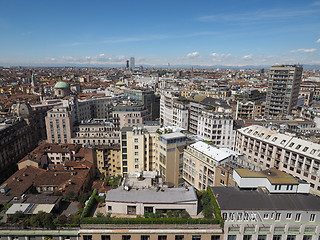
[71,120,119,146]
[112,104,152,131]
[180,88,231,99]
[183,141,245,191]
[235,101,255,120]
[96,144,121,177]
[265,65,303,118]
[120,125,159,175]
[157,132,187,186]
[189,96,232,135]
[160,90,189,129]
[197,108,235,149]
[236,125,320,195]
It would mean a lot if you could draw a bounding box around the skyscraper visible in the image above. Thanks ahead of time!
[265,65,303,118]
[129,57,135,70]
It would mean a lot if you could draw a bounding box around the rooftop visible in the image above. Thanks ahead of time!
[190,141,232,162]
[234,168,298,184]
[211,187,320,211]
[106,186,197,204]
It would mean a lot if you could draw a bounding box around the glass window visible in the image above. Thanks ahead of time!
[273,235,281,240]
[211,236,220,240]
[158,236,167,240]
[192,236,201,240]
[228,235,236,240]
[287,236,296,240]
[83,236,92,240]
[243,236,252,240]
[141,236,150,240]
[258,236,266,240]
[303,236,312,240]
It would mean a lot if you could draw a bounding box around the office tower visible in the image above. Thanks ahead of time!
[129,57,135,70]
[265,65,303,118]
[126,60,129,69]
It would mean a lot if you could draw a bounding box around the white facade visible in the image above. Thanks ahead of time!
[236,125,320,195]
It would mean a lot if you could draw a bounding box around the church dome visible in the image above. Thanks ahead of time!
[54,81,69,88]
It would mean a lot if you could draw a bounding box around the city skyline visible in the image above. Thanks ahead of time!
[0,0,320,67]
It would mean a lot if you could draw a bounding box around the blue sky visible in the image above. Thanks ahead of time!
[0,0,320,67]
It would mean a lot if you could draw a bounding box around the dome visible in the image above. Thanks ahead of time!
[54,81,69,89]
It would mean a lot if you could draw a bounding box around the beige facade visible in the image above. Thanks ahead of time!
[157,132,187,186]
[79,226,223,240]
[120,126,159,175]
[183,141,239,191]
[96,145,121,177]
[180,89,231,99]
[45,106,75,144]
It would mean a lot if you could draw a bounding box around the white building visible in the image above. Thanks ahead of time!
[105,172,198,217]
[212,186,320,240]
[236,125,320,195]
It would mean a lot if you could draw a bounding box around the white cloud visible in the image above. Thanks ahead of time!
[243,54,253,60]
[290,48,317,53]
[211,53,219,57]
[187,52,199,58]
[316,38,320,43]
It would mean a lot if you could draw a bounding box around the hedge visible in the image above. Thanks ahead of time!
[81,217,219,225]
[207,187,223,227]
[81,189,98,218]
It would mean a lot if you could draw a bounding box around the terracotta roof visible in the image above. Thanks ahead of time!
[3,166,46,197]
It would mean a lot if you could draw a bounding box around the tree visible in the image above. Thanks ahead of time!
[11,211,24,223]
[64,190,76,201]
[57,214,67,224]
[43,213,55,229]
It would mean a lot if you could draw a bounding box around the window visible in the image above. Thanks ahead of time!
[122,236,131,240]
[175,236,184,240]
[144,207,153,213]
[295,144,301,150]
[303,236,312,240]
[263,213,269,219]
[286,213,292,219]
[192,236,201,240]
[141,236,150,240]
[83,236,92,240]
[287,236,296,240]
[134,138,138,143]
[101,236,110,240]
[228,236,236,240]
[135,152,138,156]
[243,236,252,240]
[273,235,281,240]
[127,206,136,215]
[310,214,316,222]
[211,236,220,240]
[108,206,112,211]
[158,236,167,240]
[295,213,301,221]
[258,236,266,240]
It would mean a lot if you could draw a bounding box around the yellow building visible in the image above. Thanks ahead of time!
[96,145,121,177]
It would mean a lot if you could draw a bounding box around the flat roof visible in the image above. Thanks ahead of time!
[106,186,197,204]
[211,187,320,211]
[234,168,298,184]
[190,141,231,162]
[161,132,186,139]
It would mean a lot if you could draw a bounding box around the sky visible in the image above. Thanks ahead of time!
[0,0,320,67]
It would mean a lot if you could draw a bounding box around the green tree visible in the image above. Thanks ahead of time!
[43,213,55,229]
[96,211,104,218]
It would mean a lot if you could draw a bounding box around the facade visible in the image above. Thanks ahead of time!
[129,57,135,70]
[112,104,152,131]
[265,65,303,118]
[120,125,159,175]
[235,101,255,120]
[233,168,310,194]
[71,120,119,146]
[197,108,235,149]
[236,125,320,195]
[160,90,189,129]
[212,186,320,240]
[183,141,244,191]
[96,144,121,177]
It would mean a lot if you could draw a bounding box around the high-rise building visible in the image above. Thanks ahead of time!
[129,57,135,70]
[265,65,303,118]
